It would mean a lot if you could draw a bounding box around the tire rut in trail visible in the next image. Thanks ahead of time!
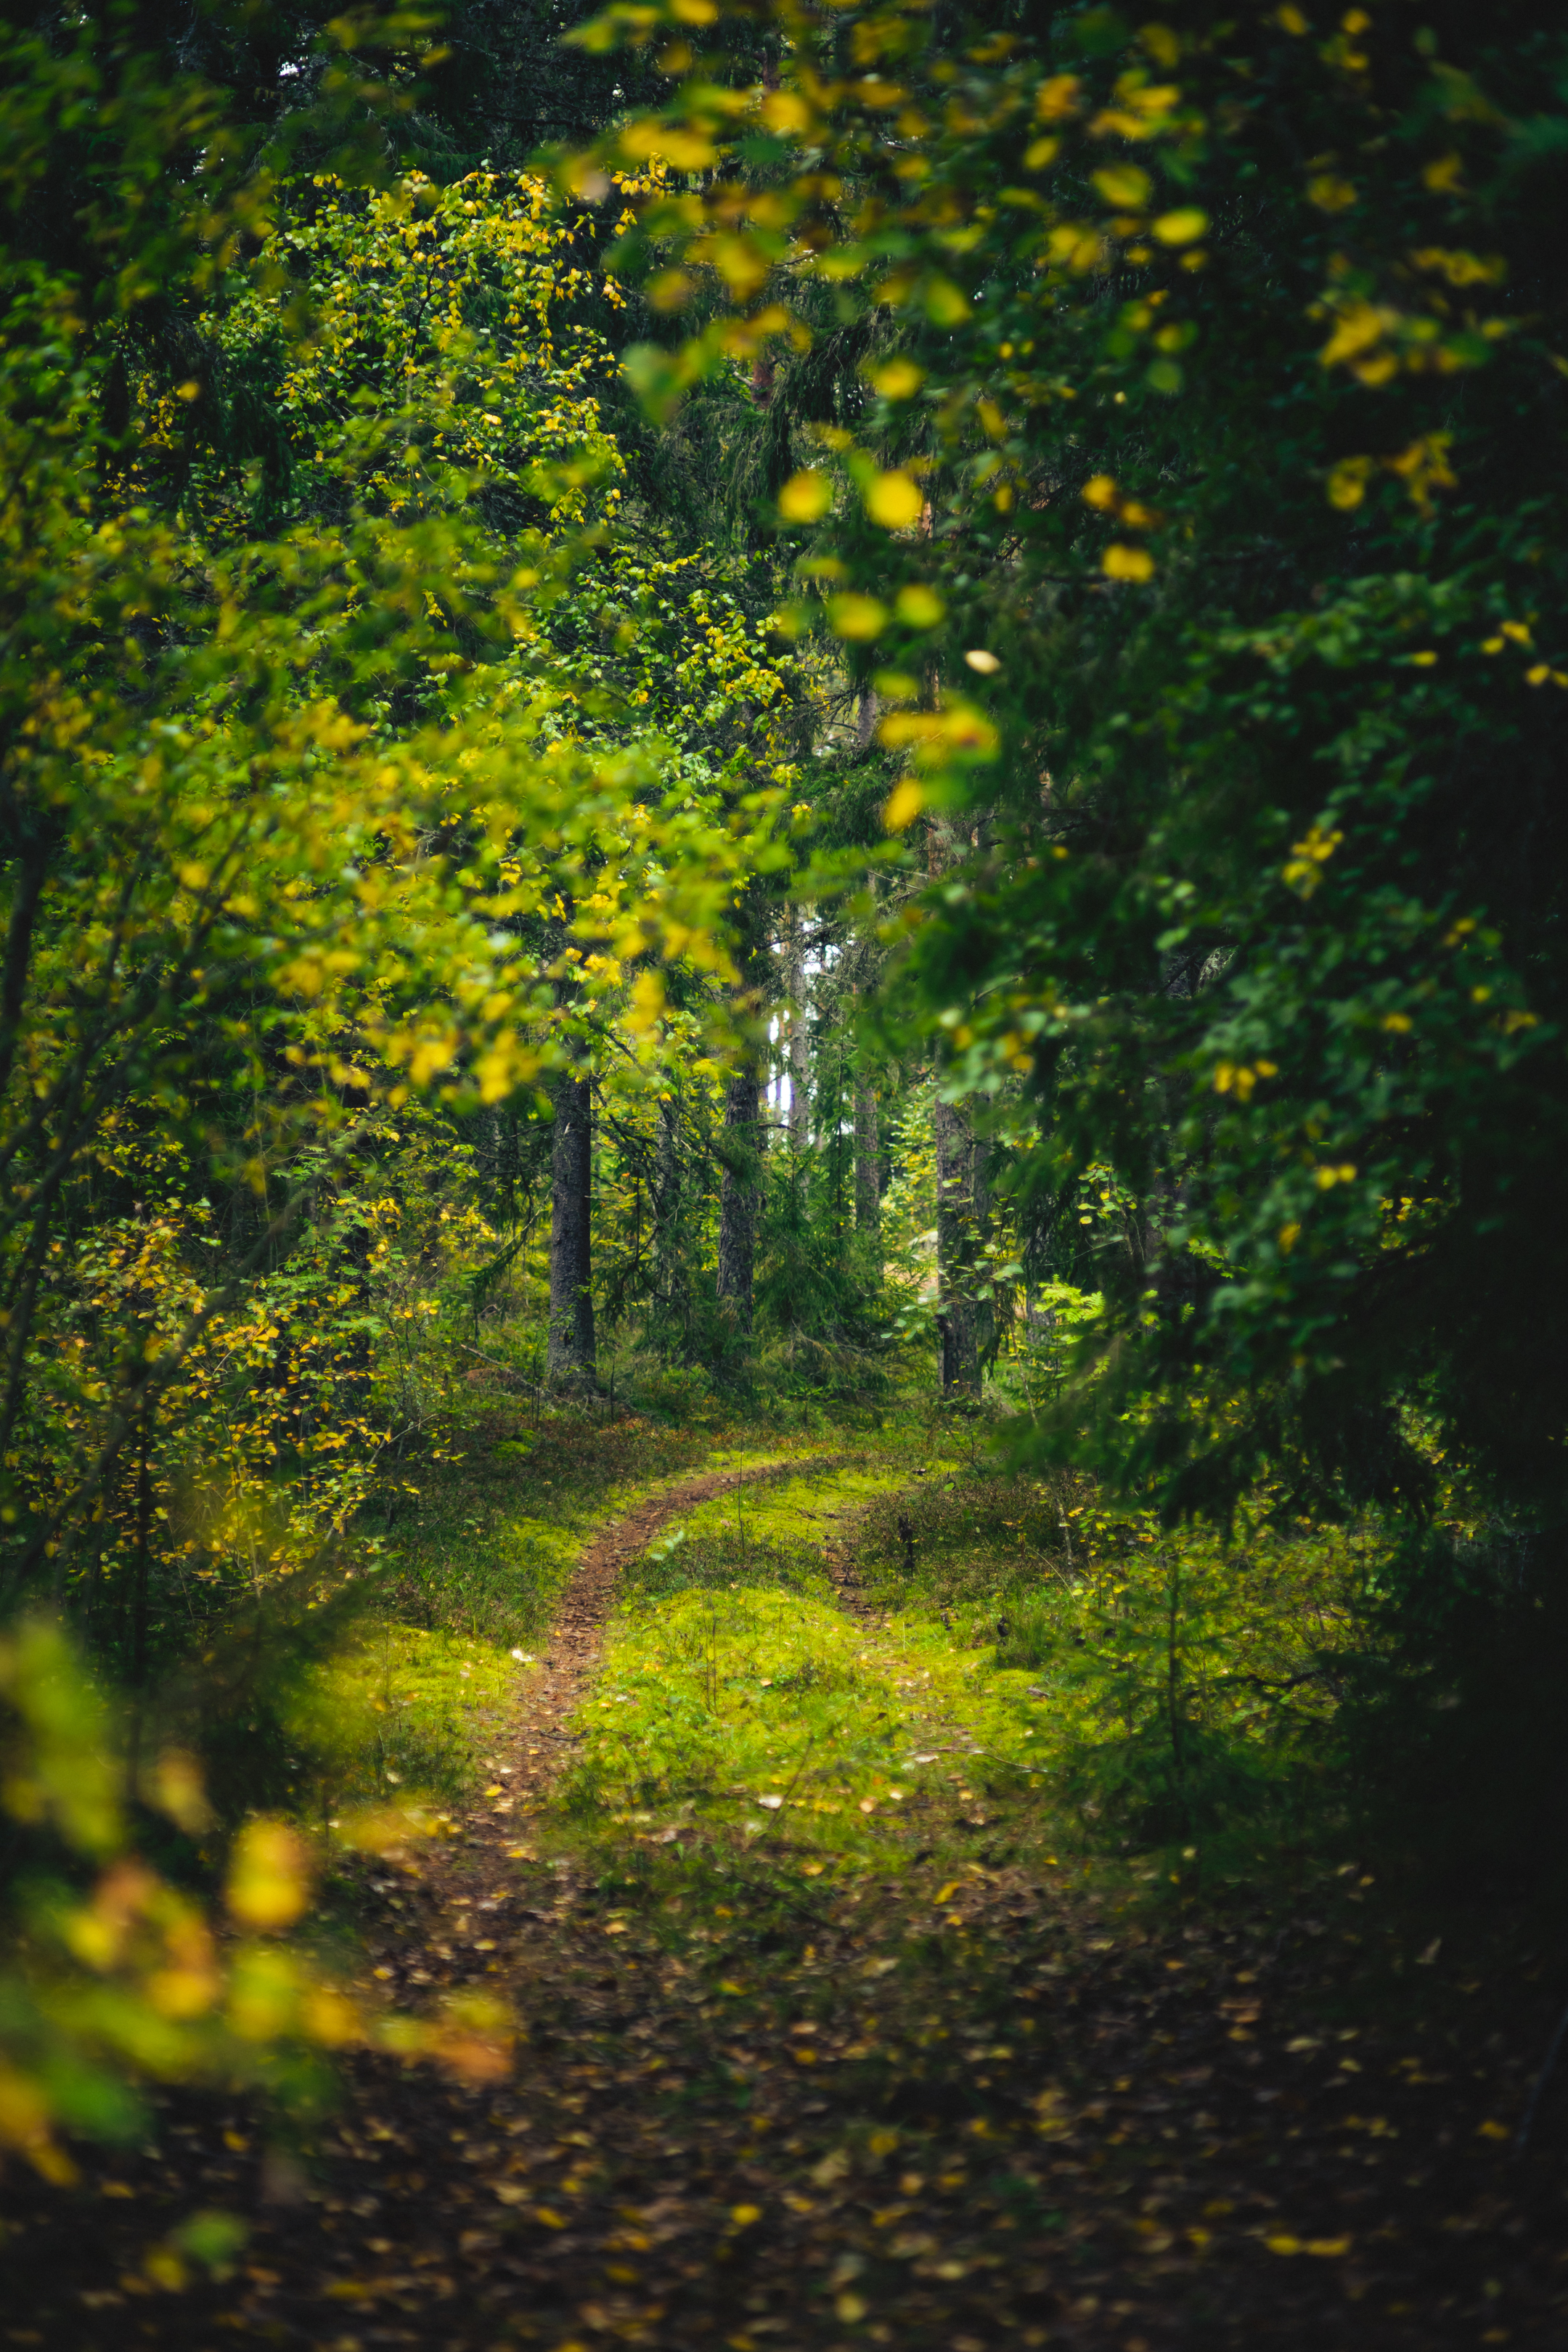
[444,1451,857,1848]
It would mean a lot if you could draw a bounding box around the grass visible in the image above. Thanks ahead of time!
[293,1623,531,1812]
[377,1395,725,1646]
[307,1388,859,1818]
[560,1460,1087,1874]
[544,1440,1395,1901]
[308,1389,1385,1888]
[854,1466,1086,1624]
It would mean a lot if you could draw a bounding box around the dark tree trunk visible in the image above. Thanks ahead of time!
[854,1080,881,1242]
[653,1092,681,1310]
[547,1071,595,1386]
[935,1093,979,1395]
[717,1061,761,1331]
[785,904,809,1146]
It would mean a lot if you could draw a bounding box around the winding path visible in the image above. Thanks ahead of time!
[462,1452,854,1833]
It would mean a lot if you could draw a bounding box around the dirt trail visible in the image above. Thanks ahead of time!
[506,1458,780,1810]
[13,1450,1568,2350]
[497,1453,852,1816]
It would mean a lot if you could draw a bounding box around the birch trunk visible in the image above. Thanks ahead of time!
[854,1080,881,1243]
[653,1092,681,1308]
[785,902,809,1146]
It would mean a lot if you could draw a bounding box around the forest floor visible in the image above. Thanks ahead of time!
[7,1429,1568,2350]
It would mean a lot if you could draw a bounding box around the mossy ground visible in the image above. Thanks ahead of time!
[563,1458,1068,1876]
[310,1397,858,1815]
[12,1414,1567,2349]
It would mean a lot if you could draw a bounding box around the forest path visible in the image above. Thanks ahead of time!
[12,1449,1568,2351]
[502,1456,793,1816]
[497,1450,858,1817]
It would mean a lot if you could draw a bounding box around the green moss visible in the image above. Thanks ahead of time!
[561,1461,1066,1869]
[296,1625,527,1809]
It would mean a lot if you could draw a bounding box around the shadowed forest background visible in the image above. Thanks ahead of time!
[2,1,1568,2345]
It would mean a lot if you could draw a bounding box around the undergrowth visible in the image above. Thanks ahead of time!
[560,1447,1395,1885]
[378,1389,722,1644]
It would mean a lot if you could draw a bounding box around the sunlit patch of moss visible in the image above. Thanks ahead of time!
[300,1628,529,1806]
[561,1457,1065,1869]
[556,1450,1392,1876]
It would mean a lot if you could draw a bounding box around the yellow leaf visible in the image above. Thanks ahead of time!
[1093,166,1152,211]
[1477,2119,1511,2139]
[828,595,889,642]
[1327,457,1373,509]
[869,359,925,399]
[730,2202,762,2226]
[779,470,833,523]
[923,276,970,327]
[883,778,924,832]
[760,91,812,136]
[1265,2233,1302,2255]
[1102,544,1155,582]
[226,1819,311,1933]
[865,471,924,530]
[1152,208,1208,246]
[934,1880,962,1904]
[1306,2237,1352,2257]
[1035,74,1082,123]
[894,582,945,629]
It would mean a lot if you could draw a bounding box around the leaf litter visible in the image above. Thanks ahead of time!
[6,1455,1568,2348]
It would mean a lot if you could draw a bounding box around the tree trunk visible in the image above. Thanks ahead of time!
[716,1060,761,1332]
[854,1079,881,1243]
[934,1092,979,1395]
[785,904,809,1146]
[547,1070,595,1386]
[653,1092,681,1310]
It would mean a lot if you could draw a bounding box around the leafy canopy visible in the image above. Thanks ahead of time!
[573,0,1568,1517]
